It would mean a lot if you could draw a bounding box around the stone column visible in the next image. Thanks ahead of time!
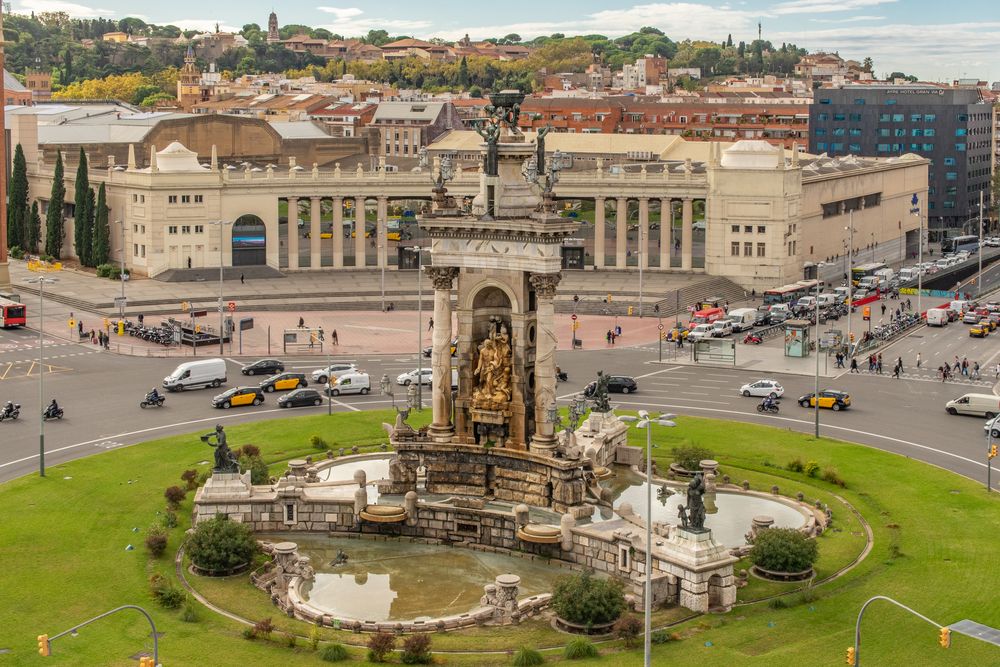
[427,266,458,440]
[309,196,321,269]
[594,196,606,269]
[659,199,671,269]
[529,273,561,454]
[615,198,628,269]
[376,196,388,268]
[681,197,694,271]
[638,197,650,270]
[332,197,344,269]
[354,196,366,268]
[287,197,299,269]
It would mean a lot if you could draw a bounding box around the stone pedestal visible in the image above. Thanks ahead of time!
[199,471,252,500]
[659,528,738,613]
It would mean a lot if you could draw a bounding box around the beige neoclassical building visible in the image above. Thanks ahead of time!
[16,131,927,291]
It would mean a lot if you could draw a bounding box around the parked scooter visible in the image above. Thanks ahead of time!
[0,401,20,422]
[743,333,763,345]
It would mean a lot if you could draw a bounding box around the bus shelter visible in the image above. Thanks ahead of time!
[784,319,811,358]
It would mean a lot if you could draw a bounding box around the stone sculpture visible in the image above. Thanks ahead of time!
[202,424,238,473]
[472,319,513,410]
[591,371,612,413]
[679,472,708,533]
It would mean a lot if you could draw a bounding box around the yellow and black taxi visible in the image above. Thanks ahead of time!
[212,386,265,409]
[259,372,308,393]
[666,326,690,342]
[798,390,851,411]
[980,318,997,331]
[970,321,991,338]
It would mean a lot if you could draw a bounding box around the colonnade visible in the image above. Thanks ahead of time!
[283,195,394,270]
[592,196,702,270]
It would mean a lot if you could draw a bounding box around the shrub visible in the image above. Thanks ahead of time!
[822,467,847,487]
[185,513,258,573]
[670,445,713,471]
[281,631,297,648]
[161,510,178,529]
[239,454,271,485]
[309,626,321,651]
[145,525,168,557]
[563,637,598,659]
[236,444,261,458]
[511,647,545,666]
[751,528,819,573]
[767,597,788,609]
[367,632,395,663]
[149,577,185,609]
[310,434,329,451]
[95,263,112,278]
[804,460,820,478]
[197,470,212,486]
[253,617,274,640]
[613,615,642,648]
[242,626,257,640]
[650,630,677,644]
[164,485,186,508]
[181,469,199,490]
[786,458,805,473]
[551,572,626,627]
[180,601,199,623]
[9,246,24,259]
[321,643,350,662]
[401,633,433,664]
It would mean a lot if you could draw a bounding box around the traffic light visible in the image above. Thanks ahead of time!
[939,627,951,648]
[180,301,190,312]
[627,306,634,316]
[117,321,124,336]
[990,444,997,459]
[37,634,50,656]
[849,332,855,343]
[845,646,855,665]
[195,324,201,334]
[607,293,612,303]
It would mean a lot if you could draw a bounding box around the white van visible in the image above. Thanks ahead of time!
[796,296,817,311]
[857,276,880,292]
[816,294,838,308]
[925,308,949,327]
[898,267,917,282]
[163,358,227,392]
[874,268,895,284]
[327,371,371,396]
[949,300,969,314]
[945,393,1000,418]
[726,308,756,332]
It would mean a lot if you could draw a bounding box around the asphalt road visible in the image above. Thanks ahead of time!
[1,322,997,491]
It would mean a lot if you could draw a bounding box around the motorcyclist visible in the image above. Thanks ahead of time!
[147,387,161,403]
[2,401,14,418]
[45,399,60,417]
[760,395,776,411]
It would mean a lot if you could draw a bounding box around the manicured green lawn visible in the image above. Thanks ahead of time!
[0,412,996,665]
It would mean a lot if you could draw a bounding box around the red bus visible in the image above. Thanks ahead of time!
[0,298,27,328]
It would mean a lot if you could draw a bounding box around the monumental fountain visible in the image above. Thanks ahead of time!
[193,92,825,630]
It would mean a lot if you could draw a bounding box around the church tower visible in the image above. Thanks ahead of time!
[267,10,280,43]
[177,45,201,111]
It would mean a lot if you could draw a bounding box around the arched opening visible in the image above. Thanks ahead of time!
[232,214,267,266]
[707,573,724,610]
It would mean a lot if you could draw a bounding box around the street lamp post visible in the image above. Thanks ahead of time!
[24,274,58,477]
[845,220,855,355]
[978,191,984,298]
[813,263,826,439]
[380,242,386,312]
[407,246,424,410]
[208,220,232,355]
[909,195,923,316]
[619,411,677,667]
[115,220,126,320]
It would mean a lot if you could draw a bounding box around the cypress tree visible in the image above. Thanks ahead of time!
[45,150,66,258]
[28,202,42,255]
[7,144,28,251]
[73,147,90,265]
[92,183,110,266]
[83,187,95,267]
[457,56,469,88]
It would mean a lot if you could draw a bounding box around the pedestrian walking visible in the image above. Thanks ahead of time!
[972,362,981,380]
[881,303,886,317]
[895,356,903,376]
[77,320,83,337]
[723,301,729,314]
[332,329,339,345]
[961,357,969,376]
[298,316,305,328]
[995,362,1000,379]
[90,330,96,344]
[606,330,613,345]
[939,365,946,382]
[892,363,901,379]
[916,352,922,369]
[751,288,756,300]
[850,357,859,373]
[615,325,622,337]
[611,330,617,345]
[104,333,110,350]
[428,318,434,331]
[953,356,961,373]
[876,353,883,375]
[240,273,245,284]
[138,313,144,325]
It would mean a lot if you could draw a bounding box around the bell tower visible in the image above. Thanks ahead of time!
[266,10,280,43]
[177,45,201,111]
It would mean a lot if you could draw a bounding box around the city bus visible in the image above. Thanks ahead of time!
[941,234,979,254]
[762,284,807,305]
[0,297,27,328]
[796,279,825,294]
[851,262,886,286]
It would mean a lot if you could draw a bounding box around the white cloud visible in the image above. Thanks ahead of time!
[313,6,431,36]
[771,0,897,15]
[317,7,364,20]
[167,19,241,33]
[809,15,886,23]
[13,0,115,17]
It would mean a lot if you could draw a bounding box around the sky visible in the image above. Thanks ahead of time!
[10,0,1000,82]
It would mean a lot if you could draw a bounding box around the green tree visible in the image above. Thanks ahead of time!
[82,187,95,267]
[27,202,42,254]
[91,183,110,266]
[186,514,258,572]
[457,55,469,87]
[7,144,29,251]
[72,147,90,264]
[45,151,66,258]
[551,572,626,626]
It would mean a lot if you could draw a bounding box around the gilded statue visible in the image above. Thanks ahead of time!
[472,320,513,409]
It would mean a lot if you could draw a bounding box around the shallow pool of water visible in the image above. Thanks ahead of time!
[318,457,390,483]
[284,535,566,622]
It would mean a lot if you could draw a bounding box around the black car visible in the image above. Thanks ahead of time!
[584,375,638,395]
[278,388,324,408]
[241,358,284,376]
[754,307,771,326]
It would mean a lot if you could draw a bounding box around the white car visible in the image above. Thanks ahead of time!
[985,416,1000,439]
[711,320,733,337]
[740,379,785,399]
[311,363,357,384]
[396,368,433,386]
[687,324,714,341]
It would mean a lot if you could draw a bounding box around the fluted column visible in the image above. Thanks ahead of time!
[332,196,344,268]
[615,198,628,268]
[354,196,366,267]
[376,196,388,268]
[287,197,299,269]
[593,197,606,269]
[659,199,671,269]
[681,197,693,271]
[529,273,561,454]
[309,196,321,269]
[638,197,650,270]
[427,266,458,440]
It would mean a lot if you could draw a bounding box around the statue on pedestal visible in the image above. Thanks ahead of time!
[202,424,238,473]
[472,318,513,410]
[591,371,612,413]
[679,472,708,533]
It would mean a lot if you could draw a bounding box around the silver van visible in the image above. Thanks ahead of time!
[945,393,1000,418]
[163,358,227,392]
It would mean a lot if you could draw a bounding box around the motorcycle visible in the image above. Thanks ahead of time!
[556,370,569,382]
[42,405,64,420]
[140,393,166,409]
[0,403,20,422]
[743,333,763,345]
[756,402,779,414]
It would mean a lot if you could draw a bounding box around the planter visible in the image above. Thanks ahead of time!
[750,564,815,582]
[188,561,251,577]
[553,616,617,636]
[668,463,700,478]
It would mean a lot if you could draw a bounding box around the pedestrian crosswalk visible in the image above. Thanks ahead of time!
[850,368,995,387]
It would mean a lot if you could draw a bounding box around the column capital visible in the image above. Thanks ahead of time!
[426,266,459,290]
[310,195,321,202]
[529,272,561,298]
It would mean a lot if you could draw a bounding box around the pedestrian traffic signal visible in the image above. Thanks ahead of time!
[37,634,50,656]
[845,646,855,665]
[607,294,612,303]
[627,306,634,316]
[990,445,998,459]
[181,301,190,312]
[939,627,951,648]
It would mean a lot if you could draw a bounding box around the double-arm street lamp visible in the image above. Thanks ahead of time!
[207,220,233,354]
[406,246,424,410]
[24,271,59,477]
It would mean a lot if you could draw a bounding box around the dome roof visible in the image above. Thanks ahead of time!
[720,140,782,169]
[154,141,208,172]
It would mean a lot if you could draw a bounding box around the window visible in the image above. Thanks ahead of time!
[814,128,827,136]
[819,98,831,104]
[744,242,752,257]
[924,129,936,137]
[944,157,956,166]
[195,225,204,233]
[744,225,753,233]
[131,194,138,202]
[181,225,191,233]
[757,243,766,257]
[817,142,828,151]
[923,143,934,151]
[194,195,203,203]
[878,128,890,137]
[879,113,890,122]
[834,113,846,121]
[849,113,862,121]
[168,226,177,234]
[731,225,740,233]
[911,128,923,137]
[849,128,862,136]
[133,224,138,233]
[831,143,844,151]
[894,128,906,137]
[731,242,739,256]
[140,195,145,203]
[877,143,891,152]
[168,195,177,204]
[853,99,865,105]
[757,225,766,233]
[833,127,846,136]
[817,112,829,121]
[924,114,936,122]
[886,99,897,105]
[181,195,191,203]
[910,114,922,122]
[955,143,966,151]
[892,114,903,122]
[958,113,968,122]
[133,243,138,255]
[946,172,958,181]
[849,143,861,152]
[943,201,955,209]
[955,128,968,136]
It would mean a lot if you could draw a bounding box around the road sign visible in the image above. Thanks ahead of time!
[239,317,254,331]
[192,310,208,318]
[657,323,664,330]
[228,301,237,313]
[114,296,127,309]
[570,314,577,321]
